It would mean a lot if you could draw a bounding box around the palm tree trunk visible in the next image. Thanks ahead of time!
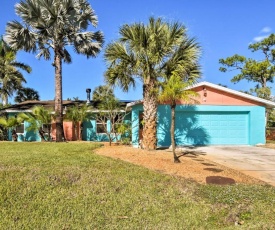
[48,127,51,141]
[54,48,63,142]
[142,82,158,150]
[171,103,180,163]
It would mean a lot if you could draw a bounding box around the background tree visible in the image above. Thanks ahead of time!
[14,87,40,103]
[97,95,128,146]
[219,34,275,100]
[0,37,31,105]
[18,106,53,141]
[5,0,104,141]
[92,85,114,101]
[105,17,188,150]
[64,104,92,141]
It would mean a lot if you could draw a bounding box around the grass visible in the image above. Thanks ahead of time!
[0,142,274,229]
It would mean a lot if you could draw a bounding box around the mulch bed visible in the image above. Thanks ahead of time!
[94,145,266,185]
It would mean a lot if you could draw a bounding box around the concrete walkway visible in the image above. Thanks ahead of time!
[193,146,275,186]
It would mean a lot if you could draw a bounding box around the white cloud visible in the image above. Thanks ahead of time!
[253,35,269,42]
[260,27,271,33]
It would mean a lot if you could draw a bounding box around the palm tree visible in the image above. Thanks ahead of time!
[14,87,40,103]
[159,74,199,162]
[0,115,22,141]
[105,17,186,150]
[5,0,104,141]
[159,38,201,162]
[0,37,31,105]
[64,104,92,141]
[18,106,53,141]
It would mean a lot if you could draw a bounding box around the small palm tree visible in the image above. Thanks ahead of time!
[5,0,104,141]
[159,74,198,162]
[159,37,201,162]
[18,106,53,141]
[14,87,40,103]
[0,37,31,105]
[0,115,22,141]
[64,104,92,141]
[105,17,186,150]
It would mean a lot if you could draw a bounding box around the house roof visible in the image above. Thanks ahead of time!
[126,81,275,108]
[0,99,134,113]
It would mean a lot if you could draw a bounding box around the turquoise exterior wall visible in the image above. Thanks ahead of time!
[131,104,143,146]
[82,117,131,142]
[6,111,131,142]
[131,104,266,147]
[7,123,40,142]
[7,113,39,142]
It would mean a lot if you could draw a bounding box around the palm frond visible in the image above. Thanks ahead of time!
[5,20,37,53]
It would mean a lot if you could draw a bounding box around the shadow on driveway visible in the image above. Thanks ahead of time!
[178,146,275,186]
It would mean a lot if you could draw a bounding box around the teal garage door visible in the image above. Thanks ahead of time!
[175,111,249,145]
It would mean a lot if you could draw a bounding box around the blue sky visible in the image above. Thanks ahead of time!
[1,0,275,102]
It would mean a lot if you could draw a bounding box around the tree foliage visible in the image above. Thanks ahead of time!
[14,87,40,103]
[0,37,31,105]
[219,34,275,99]
[159,74,199,162]
[5,0,104,141]
[0,115,23,141]
[105,17,198,150]
[92,85,114,101]
[64,104,93,140]
[0,116,22,130]
[18,106,53,141]
[97,95,129,146]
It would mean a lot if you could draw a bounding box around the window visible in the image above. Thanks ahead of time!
[15,123,24,133]
[113,115,123,133]
[97,123,106,133]
[96,117,107,133]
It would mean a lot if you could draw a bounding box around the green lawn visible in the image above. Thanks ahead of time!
[0,142,274,229]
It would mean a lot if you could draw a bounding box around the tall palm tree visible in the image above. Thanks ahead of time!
[14,87,40,103]
[5,0,104,141]
[0,37,31,105]
[105,17,185,150]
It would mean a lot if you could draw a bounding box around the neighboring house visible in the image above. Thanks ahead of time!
[129,82,275,147]
[0,100,132,142]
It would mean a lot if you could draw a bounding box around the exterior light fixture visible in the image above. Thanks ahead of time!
[203,87,207,97]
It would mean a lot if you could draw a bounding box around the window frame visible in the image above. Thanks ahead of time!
[15,123,24,134]
[96,117,107,134]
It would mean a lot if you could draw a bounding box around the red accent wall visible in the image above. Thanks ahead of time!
[51,121,80,141]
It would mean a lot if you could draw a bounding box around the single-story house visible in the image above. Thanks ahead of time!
[0,99,132,142]
[129,81,275,147]
[1,81,275,146]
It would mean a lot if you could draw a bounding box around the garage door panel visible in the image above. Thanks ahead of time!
[175,112,248,145]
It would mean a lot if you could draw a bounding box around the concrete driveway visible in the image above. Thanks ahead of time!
[194,146,275,186]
